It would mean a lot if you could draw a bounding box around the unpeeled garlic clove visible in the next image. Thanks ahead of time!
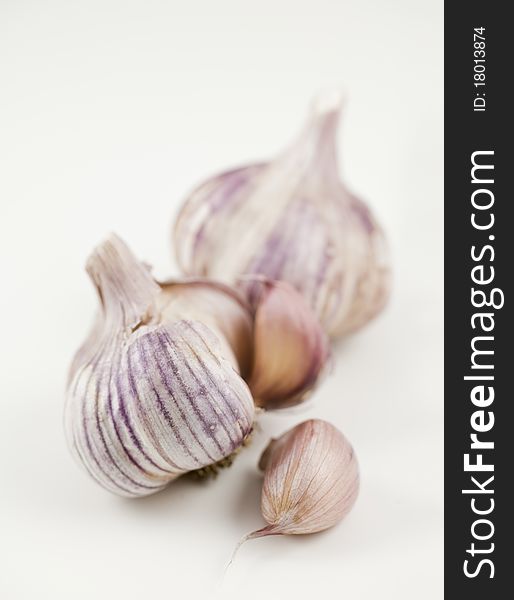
[65,234,254,497]
[157,279,254,379]
[173,91,391,338]
[248,280,329,409]
[248,419,359,541]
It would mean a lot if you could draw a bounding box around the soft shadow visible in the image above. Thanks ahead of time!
[229,466,263,529]
[116,472,220,516]
[330,329,363,357]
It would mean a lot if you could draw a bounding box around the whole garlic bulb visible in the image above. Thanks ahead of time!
[173,92,391,337]
[65,234,254,497]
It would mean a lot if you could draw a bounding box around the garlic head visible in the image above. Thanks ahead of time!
[174,92,391,337]
[65,234,254,497]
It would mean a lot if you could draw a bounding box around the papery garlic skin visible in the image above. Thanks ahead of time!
[65,235,254,497]
[174,93,390,337]
[257,419,359,535]
[248,281,329,409]
[157,279,253,379]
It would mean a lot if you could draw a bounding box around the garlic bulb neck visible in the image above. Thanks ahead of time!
[287,91,343,177]
[86,234,160,329]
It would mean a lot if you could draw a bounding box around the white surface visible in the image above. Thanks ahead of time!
[0,1,443,598]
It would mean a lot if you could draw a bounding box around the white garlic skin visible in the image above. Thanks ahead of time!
[65,235,254,498]
[173,93,391,337]
[258,419,359,535]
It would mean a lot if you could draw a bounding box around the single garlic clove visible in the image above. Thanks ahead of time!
[65,234,254,497]
[256,419,358,537]
[173,92,391,338]
[157,279,254,378]
[248,281,329,409]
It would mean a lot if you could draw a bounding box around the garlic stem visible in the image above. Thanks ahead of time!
[290,90,343,175]
[86,234,160,328]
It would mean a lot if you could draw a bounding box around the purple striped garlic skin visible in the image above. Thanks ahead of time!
[173,93,391,338]
[255,419,359,537]
[65,235,254,497]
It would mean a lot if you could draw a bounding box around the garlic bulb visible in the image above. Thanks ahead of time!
[243,419,359,544]
[65,234,254,497]
[248,281,329,409]
[173,92,391,337]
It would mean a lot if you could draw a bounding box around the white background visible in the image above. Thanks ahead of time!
[0,1,443,598]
